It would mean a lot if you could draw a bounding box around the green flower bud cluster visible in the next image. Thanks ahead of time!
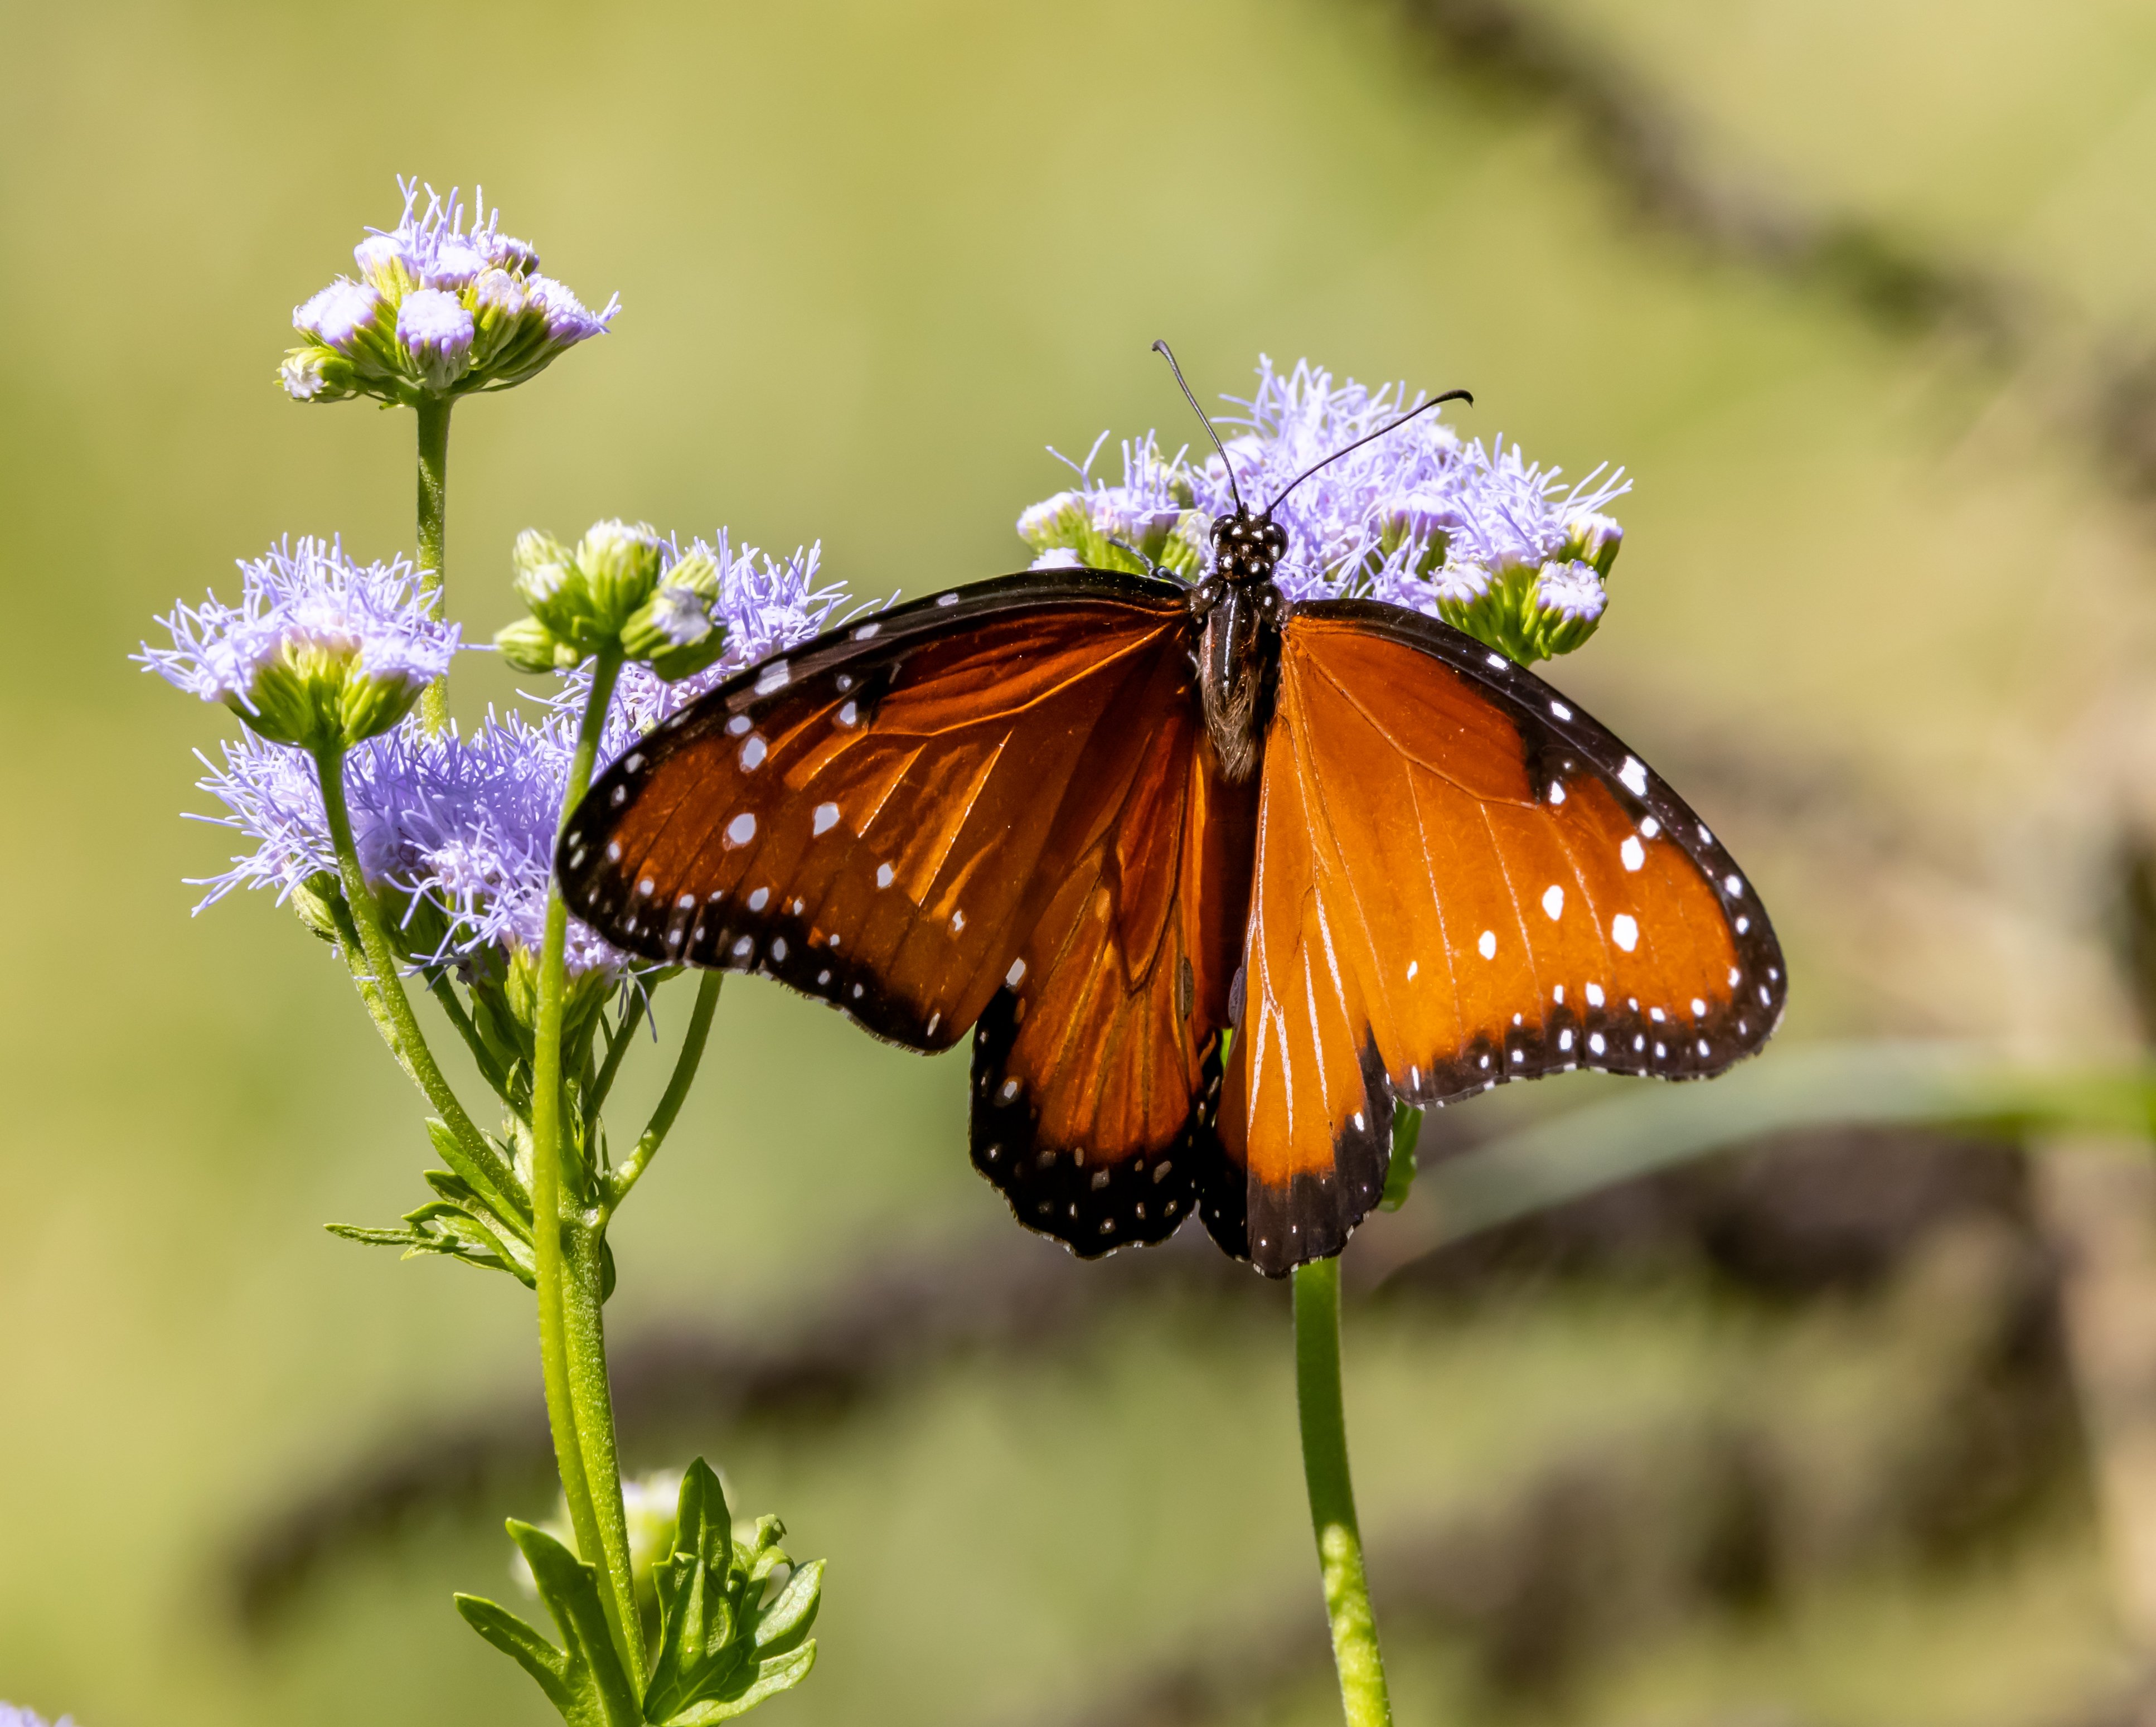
[496,521,728,681]
[1414,512,1624,667]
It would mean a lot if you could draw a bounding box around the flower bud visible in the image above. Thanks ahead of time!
[575,520,666,631]
[620,547,728,678]
[1563,512,1623,577]
[493,614,579,674]
[143,538,459,753]
[1431,557,1606,665]
[294,279,385,354]
[352,232,415,297]
[397,288,474,391]
[510,528,580,632]
[279,347,356,402]
[1018,492,1090,554]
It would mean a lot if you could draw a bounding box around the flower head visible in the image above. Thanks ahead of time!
[279,178,618,407]
[502,520,852,695]
[1016,434,1206,579]
[190,713,635,988]
[1,1706,75,1727]
[143,537,459,751]
[1016,356,1630,664]
[595,534,856,737]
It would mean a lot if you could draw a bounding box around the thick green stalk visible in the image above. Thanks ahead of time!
[607,971,722,1214]
[311,745,522,1221]
[530,647,645,1690]
[415,395,453,733]
[1293,1256,1393,1727]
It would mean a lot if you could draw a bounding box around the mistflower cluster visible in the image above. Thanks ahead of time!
[1019,357,1629,665]
[164,523,855,998]
[1,1707,73,1727]
[280,178,618,406]
[589,534,853,737]
[143,537,458,751]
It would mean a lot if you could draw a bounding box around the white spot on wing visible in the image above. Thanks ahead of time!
[937,592,959,607]
[1620,836,1645,872]
[1542,883,1565,920]
[1611,913,1639,951]
[813,802,840,835]
[754,660,791,695]
[727,714,751,736]
[876,863,894,888]
[1586,982,1605,1007]
[725,812,756,846]
[1006,957,1027,987]
[739,734,767,770]
[1548,780,1567,805]
[838,700,859,727]
[1589,1032,1606,1054]
[748,887,769,911]
[854,621,881,641]
[1407,959,1418,980]
[1724,873,1745,897]
[1551,700,1573,720]
[1618,757,1649,797]
[1477,928,1497,960]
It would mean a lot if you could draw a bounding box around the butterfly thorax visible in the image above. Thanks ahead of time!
[1190,509,1287,783]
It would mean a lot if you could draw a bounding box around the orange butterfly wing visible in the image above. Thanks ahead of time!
[561,569,1259,1254]
[1218,602,1786,1274]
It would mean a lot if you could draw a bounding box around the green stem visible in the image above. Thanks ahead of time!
[311,745,523,1223]
[607,971,722,1215]
[530,647,645,1690]
[1293,1256,1392,1727]
[415,394,453,734]
[425,969,516,1104]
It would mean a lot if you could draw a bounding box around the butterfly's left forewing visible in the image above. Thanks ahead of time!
[560,571,1198,1052]
[1220,602,1787,1275]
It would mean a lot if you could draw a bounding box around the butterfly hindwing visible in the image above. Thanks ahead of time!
[969,650,1258,1256]
[1219,601,1787,1275]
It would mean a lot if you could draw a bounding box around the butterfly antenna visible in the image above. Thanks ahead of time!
[1152,339,1246,515]
[1264,388,1475,514]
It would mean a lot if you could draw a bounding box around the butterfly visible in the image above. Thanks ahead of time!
[559,350,1786,1276]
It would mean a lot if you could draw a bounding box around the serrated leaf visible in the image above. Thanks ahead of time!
[460,1520,642,1727]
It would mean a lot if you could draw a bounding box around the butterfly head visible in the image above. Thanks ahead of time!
[1210,509,1287,584]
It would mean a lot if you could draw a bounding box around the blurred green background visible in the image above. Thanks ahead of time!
[12,0,2156,1721]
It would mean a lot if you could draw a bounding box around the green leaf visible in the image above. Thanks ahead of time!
[665,1644,818,1724]
[457,1520,641,1727]
[643,1460,823,1724]
[326,1170,538,1285]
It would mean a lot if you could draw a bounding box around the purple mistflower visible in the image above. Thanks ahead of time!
[142,537,459,749]
[1198,356,1627,601]
[1016,356,1629,661]
[294,279,383,353]
[1,1707,75,1727]
[397,287,476,390]
[1018,432,1202,577]
[524,273,616,345]
[587,533,856,741]
[282,177,618,404]
[191,715,633,980]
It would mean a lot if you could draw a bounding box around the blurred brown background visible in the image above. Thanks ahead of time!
[9,0,2156,1721]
